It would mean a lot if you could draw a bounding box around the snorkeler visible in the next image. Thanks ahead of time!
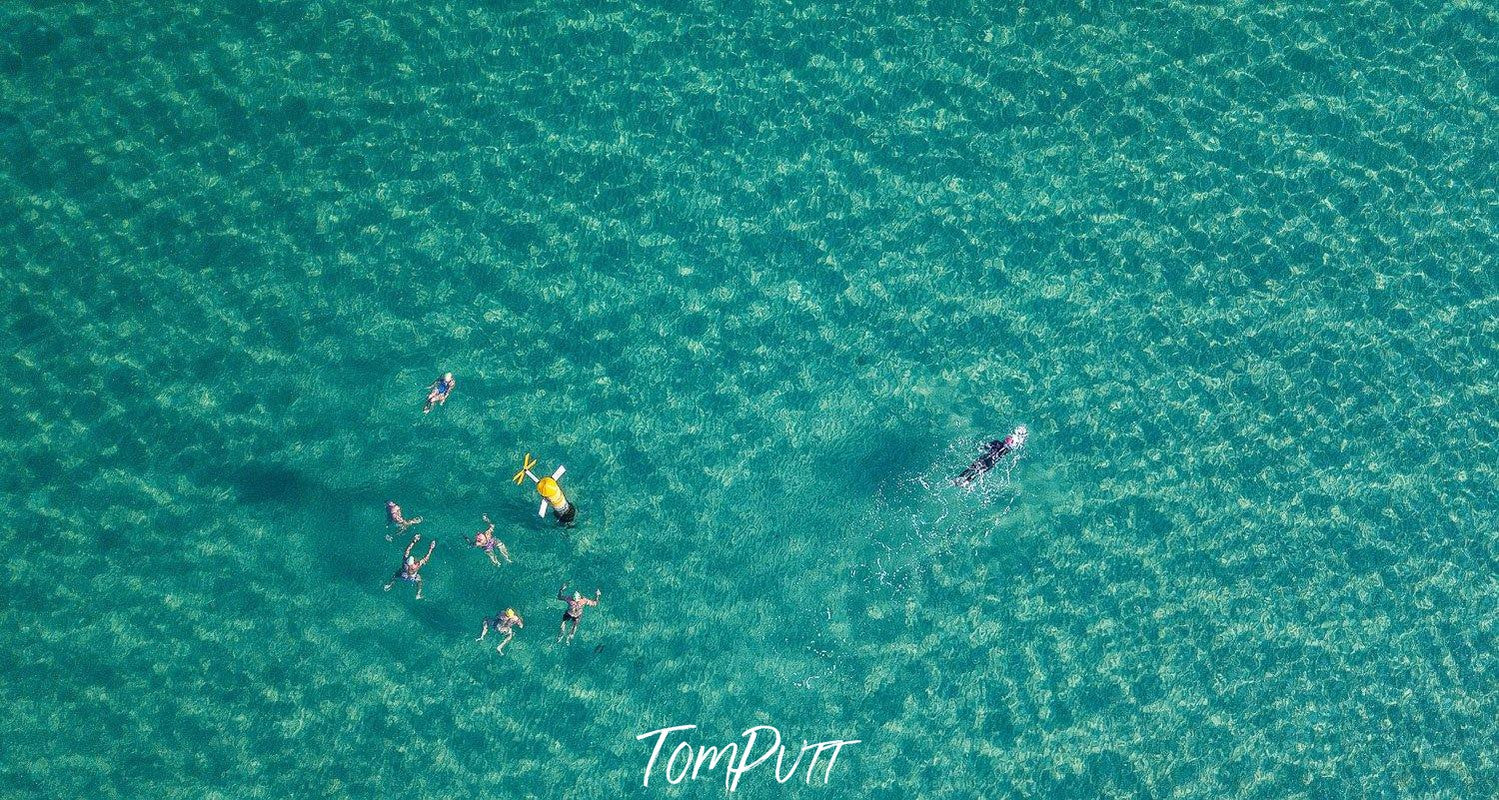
[424,372,456,413]
[954,425,1028,487]
[478,608,524,654]
[472,514,511,567]
[383,532,437,599]
[385,501,423,540]
[556,582,601,644]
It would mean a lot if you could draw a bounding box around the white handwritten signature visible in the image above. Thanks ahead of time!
[636,724,860,791]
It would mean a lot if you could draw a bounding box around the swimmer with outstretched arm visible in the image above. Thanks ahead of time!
[472,514,511,567]
[478,608,524,654]
[383,532,437,599]
[385,501,422,540]
[556,582,600,644]
[424,372,456,413]
[954,425,1028,487]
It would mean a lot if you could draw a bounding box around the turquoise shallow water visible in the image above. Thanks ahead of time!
[2,0,1496,797]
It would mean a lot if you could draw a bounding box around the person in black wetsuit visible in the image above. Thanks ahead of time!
[954,425,1028,487]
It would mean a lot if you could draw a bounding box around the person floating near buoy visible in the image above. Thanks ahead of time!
[513,452,576,525]
[478,608,524,654]
[472,514,511,567]
[424,372,455,413]
[954,425,1028,487]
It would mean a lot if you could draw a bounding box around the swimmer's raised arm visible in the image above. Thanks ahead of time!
[478,619,491,641]
[403,534,420,559]
[417,540,436,567]
[558,582,570,601]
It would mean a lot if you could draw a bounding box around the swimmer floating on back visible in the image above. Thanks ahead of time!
[472,514,511,567]
[384,532,437,599]
[478,608,524,654]
[424,372,456,413]
[556,582,600,644]
[385,501,422,540]
[953,425,1028,487]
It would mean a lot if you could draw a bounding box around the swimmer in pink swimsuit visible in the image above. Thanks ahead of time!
[472,514,511,567]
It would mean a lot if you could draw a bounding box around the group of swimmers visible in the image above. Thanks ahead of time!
[381,373,603,655]
[385,372,1025,655]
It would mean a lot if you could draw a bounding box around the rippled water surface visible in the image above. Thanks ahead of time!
[2,1,1495,797]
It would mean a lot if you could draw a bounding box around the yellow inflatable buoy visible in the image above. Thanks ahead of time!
[513,452,576,524]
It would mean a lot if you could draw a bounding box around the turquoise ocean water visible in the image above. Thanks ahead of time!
[3,1,1495,797]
